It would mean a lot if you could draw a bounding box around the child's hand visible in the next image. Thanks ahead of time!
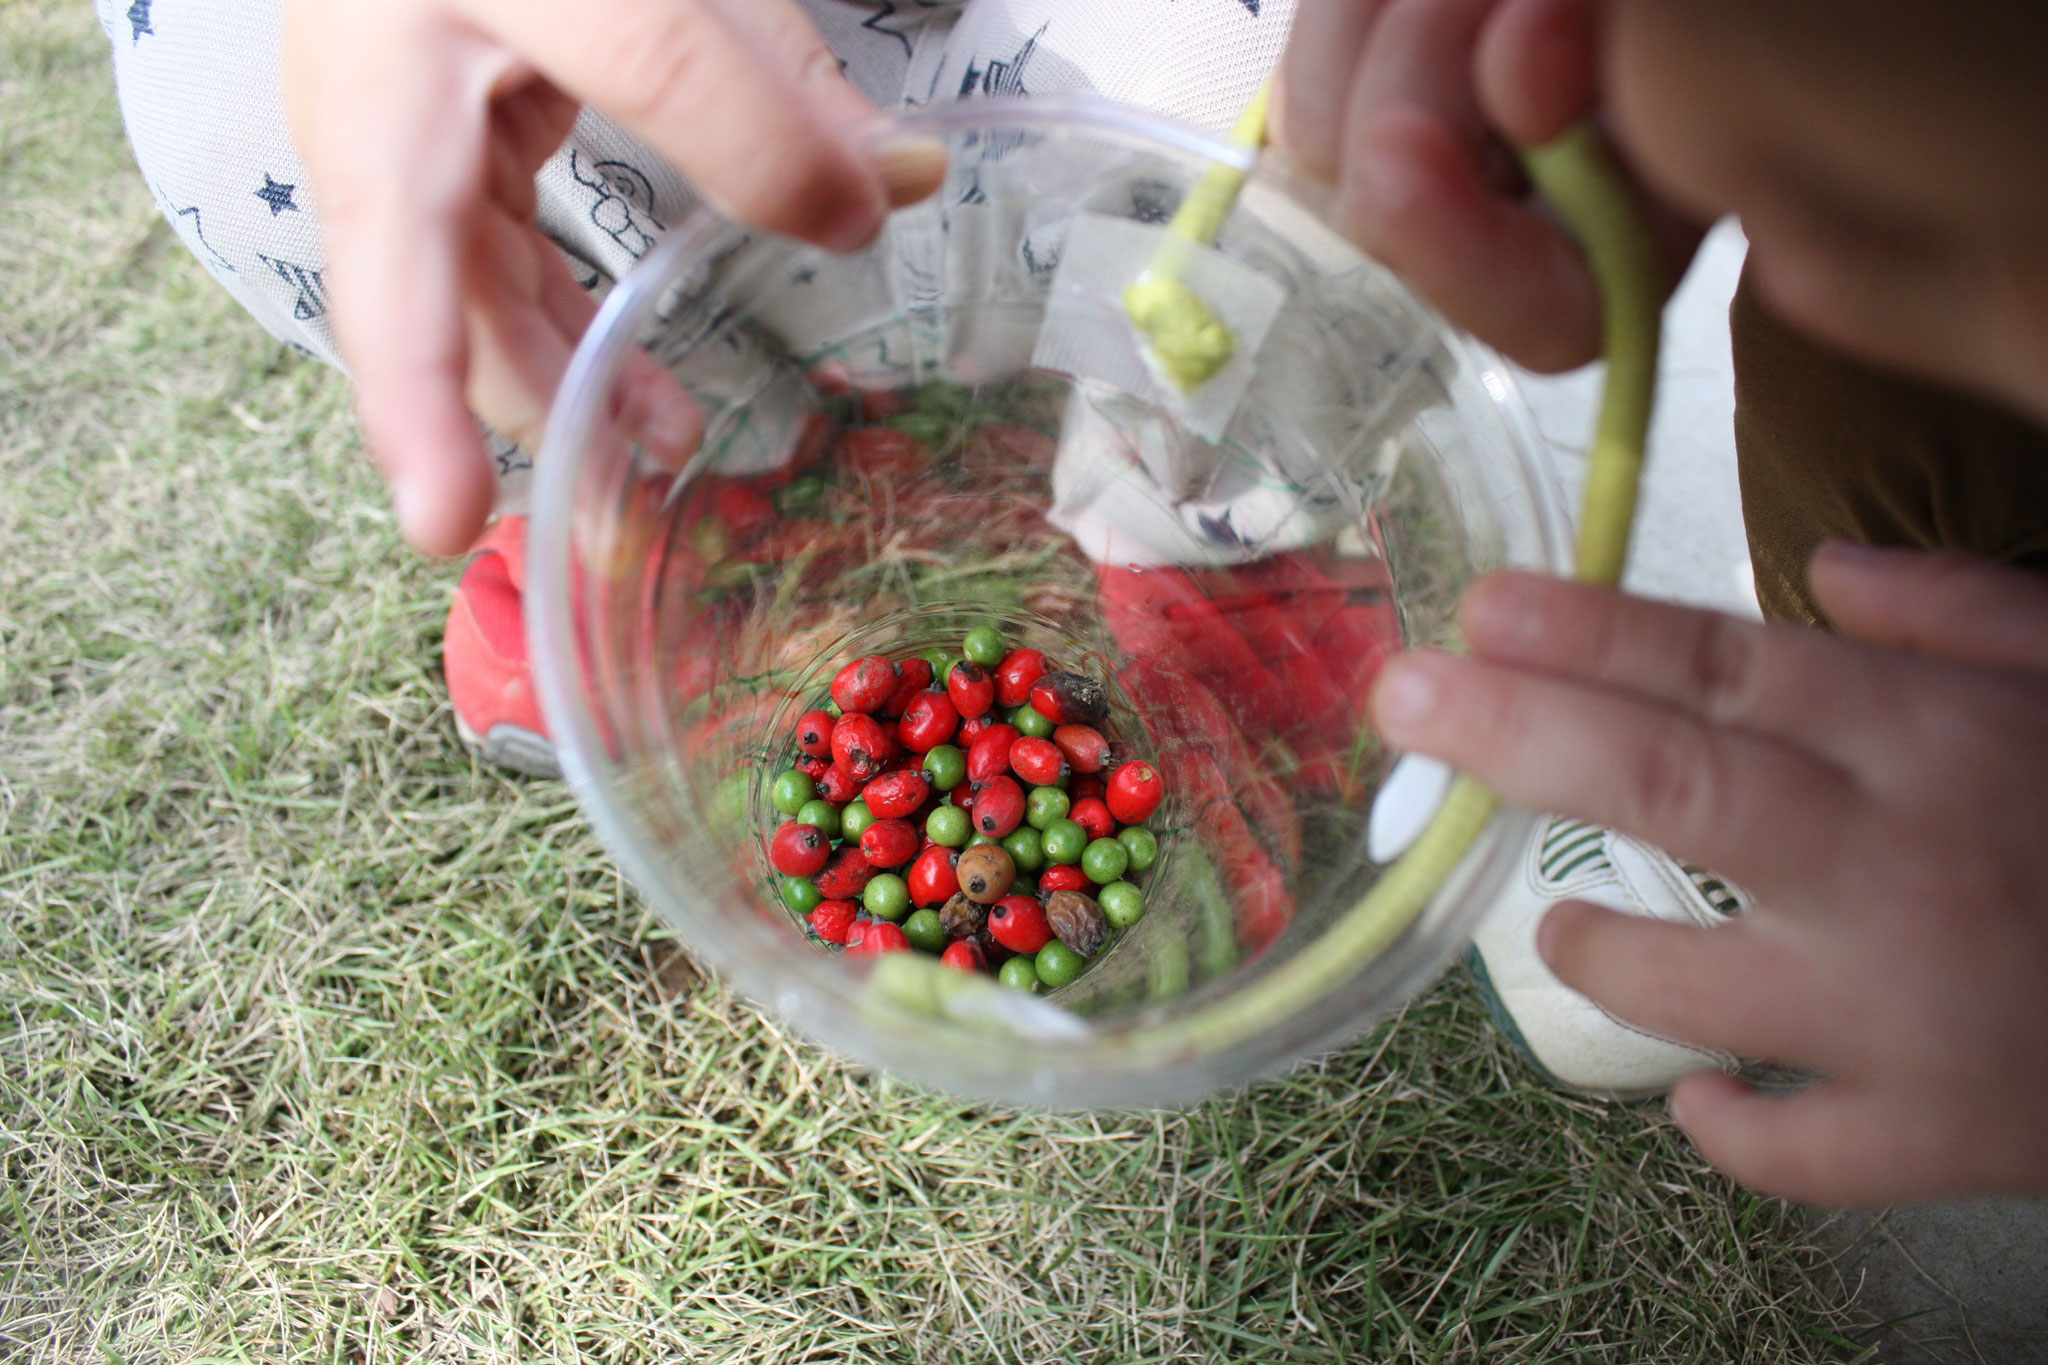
[1371,544,2048,1204]
[1272,0,1698,373]
[284,0,941,556]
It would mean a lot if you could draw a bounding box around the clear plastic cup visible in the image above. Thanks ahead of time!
[531,97,1570,1108]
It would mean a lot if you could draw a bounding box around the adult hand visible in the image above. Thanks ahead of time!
[1272,0,1698,373]
[285,0,945,556]
[1371,544,2048,1204]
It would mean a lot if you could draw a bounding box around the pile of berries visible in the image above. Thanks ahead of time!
[764,626,1166,992]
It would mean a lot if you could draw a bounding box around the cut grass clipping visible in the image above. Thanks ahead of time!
[0,6,1877,1362]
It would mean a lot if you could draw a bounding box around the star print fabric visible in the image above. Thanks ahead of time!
[98,0,1291,499]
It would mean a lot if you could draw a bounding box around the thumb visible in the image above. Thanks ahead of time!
[1810,541,2048,673]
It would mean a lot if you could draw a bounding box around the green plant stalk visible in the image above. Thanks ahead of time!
[870,125,1663,1066]
[1525,125,1663,587]
[1121,81,1273,391]
[1127,125,1662,1056]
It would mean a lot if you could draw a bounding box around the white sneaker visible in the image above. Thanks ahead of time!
[1465,815,1750,1099]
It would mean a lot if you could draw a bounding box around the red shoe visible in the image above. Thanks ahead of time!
[444,516,559,777]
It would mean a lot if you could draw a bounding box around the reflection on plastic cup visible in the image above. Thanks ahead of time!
[532,97,1570,1108]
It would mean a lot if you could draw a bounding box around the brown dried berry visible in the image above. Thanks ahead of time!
[973,923,1013,965]
[955,844,1016,903]
[1045,890,1108,957]
[939,892,986,939]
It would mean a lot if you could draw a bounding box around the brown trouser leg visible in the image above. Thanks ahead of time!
[1731,263,2048,625]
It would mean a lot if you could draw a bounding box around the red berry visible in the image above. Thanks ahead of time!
[987,895,1054,953]
[832,713,891,777]
[908,845,962,906]
[1038,863,1091,894]
[769,822,830,877]
[956,714,998,747]
[815,763,861,804]
[807,898,860,945]
[950,781,977,811]
[1009,736,1068,787]
[897,689,959,753]
[939,937,988,973]
[1070,797,1115,842]
[813,846,876,899]
[880,659,934,719]
[845,920,911,956]
[1028,670,1107,726]
[966,724,1020,785]
[1052,724,1111,774]
[994,648,1047,708]
[1107,761,1164,823]
[795,709,836,758]
[1069,772,1104,802]
[794,753,831,782]
[973,776,1025,838]
[831,655,898,714]
[860,818,919,868]
[947,660,996,719]
[713,480,775,534]
[863,769,930,819]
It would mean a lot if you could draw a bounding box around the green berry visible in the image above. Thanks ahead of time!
[771,769,815,816]
[967,832,1000,848]
[797,799,841,840]
[772,473,826,513]
[1035,941,1084,988]
[1011,873,1038,899]
[922,743,966,791]
[999,955,1041,993]
[1099,881,1146,929]
[1041,818,1087,865]
[1081,838,1130,885]
[782,878,823,914]
[903,908,948,953]
[1002,825,1045,871]
[840,799,877,842]
[921,648,956,677]
[863,873,910,921]
[1026,786,1071,830]
[927,805,971,848]
[1010,704,1055,739]
[963,625,1006,668]
[1117,826,1159,872]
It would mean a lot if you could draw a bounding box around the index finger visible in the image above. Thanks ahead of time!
[1370,649,1865,891]
[286,1,501,556]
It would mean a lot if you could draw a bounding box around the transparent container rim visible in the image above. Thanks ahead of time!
[526,94,1572,1107]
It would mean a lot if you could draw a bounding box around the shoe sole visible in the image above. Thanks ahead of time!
[455,714,562,779]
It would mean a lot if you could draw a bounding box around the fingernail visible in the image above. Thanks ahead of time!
[1667,1083,1694,1129]
[1371,656,1442,742]
[392,474,431,546]
[1462,574,1545,653]
[873,133,947,207]
[1813,539,1898,569]
[1341,135,1419,253]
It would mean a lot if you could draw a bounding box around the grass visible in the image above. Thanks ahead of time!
[0,6,1875,1361]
